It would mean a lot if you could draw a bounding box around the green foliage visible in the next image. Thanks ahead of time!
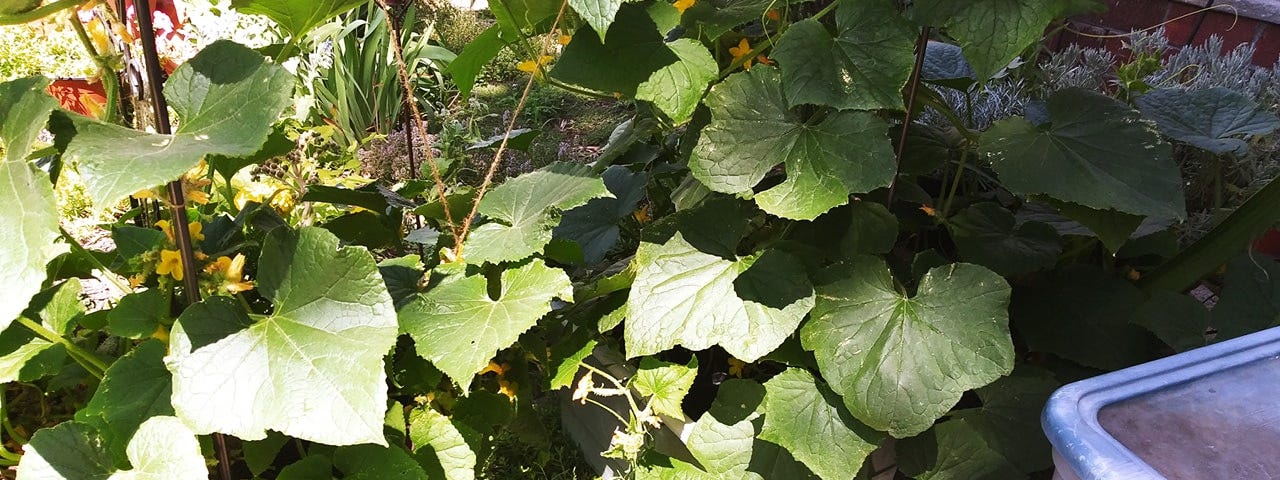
[0,76,62,333]
[311,3,455,147]
[7,0,1279,477]
[58,40,293,207]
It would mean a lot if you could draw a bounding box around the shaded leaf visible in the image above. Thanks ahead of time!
[334,444,428,480]
[841,200,898,256]
[1135,87,1280,154]
[1211,254,1280,341]
[76,341,174,468]
[947,202,1062,276]
[550,4,677,97]
[554,166,648,264]
[107,290,169,339]
[1012,265,1153,370]
[1133,291,1210,352]
[911,0,1066,81]
[981,88,1183,219]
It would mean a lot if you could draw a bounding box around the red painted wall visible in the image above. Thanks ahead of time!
[1052,0,1280,66]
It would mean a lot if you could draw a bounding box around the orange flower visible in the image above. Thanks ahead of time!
[919,205,938,217]
[557,34,572,46]
[766,8,781,21]
[673,0,695,14]
[729,38,755,70]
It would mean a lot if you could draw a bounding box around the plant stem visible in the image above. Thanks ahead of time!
[60,227,134,295]
[887,26,931,205]
[0,0,87,25]
[579,362,643,418]
[545,77,612,99]
[584,397,630,426]
[456,0,571,258]
[15,317,108,378]
[134,2,231,478]
[940,148,968,218]
[66,9,121,123]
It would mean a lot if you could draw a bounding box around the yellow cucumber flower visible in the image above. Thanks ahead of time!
[673,0,695,14]
[156,249,184,281]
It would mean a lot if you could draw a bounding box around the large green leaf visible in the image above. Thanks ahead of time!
[896,418,1022,480]
[0,77,61,331]
[801,258,1014,437]
[686,412,759,478]
[489,0,560,36]
[951,368,1061,474]
[632,357,698,418]
[758,368,881,480]
[408,407,476,480]
[679,0,809,41]
[333,444,428,480]
[24,278,85,337]
[626,233,814,362]
[1133,291,1209,352]
[231,0,366,39]
[75,341,174,468]
[0,76,56,161]
[637,39,717,125]
[554,166,647,264]
[899,369,1059,478]
[167,227,398,446]
[59,40,292,207]
[107,290,168,339]
[691,68,896,220]
[1011,265,1153,370]
[0,333,60,384]
[771,0,917,110]
[947,202,1062,276]
[911,0,1065,81]
[841,200,898,256]
[1135,87,1280,154]
[550,4,677,97]
[921,41,977,89]
[448,25,506,99]
[1211,254,1280,341]
[569,0,623,42]
[462,162,611,264]
[399,259,572,390]
[17,417,206,479]
[981,88,1183,219]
